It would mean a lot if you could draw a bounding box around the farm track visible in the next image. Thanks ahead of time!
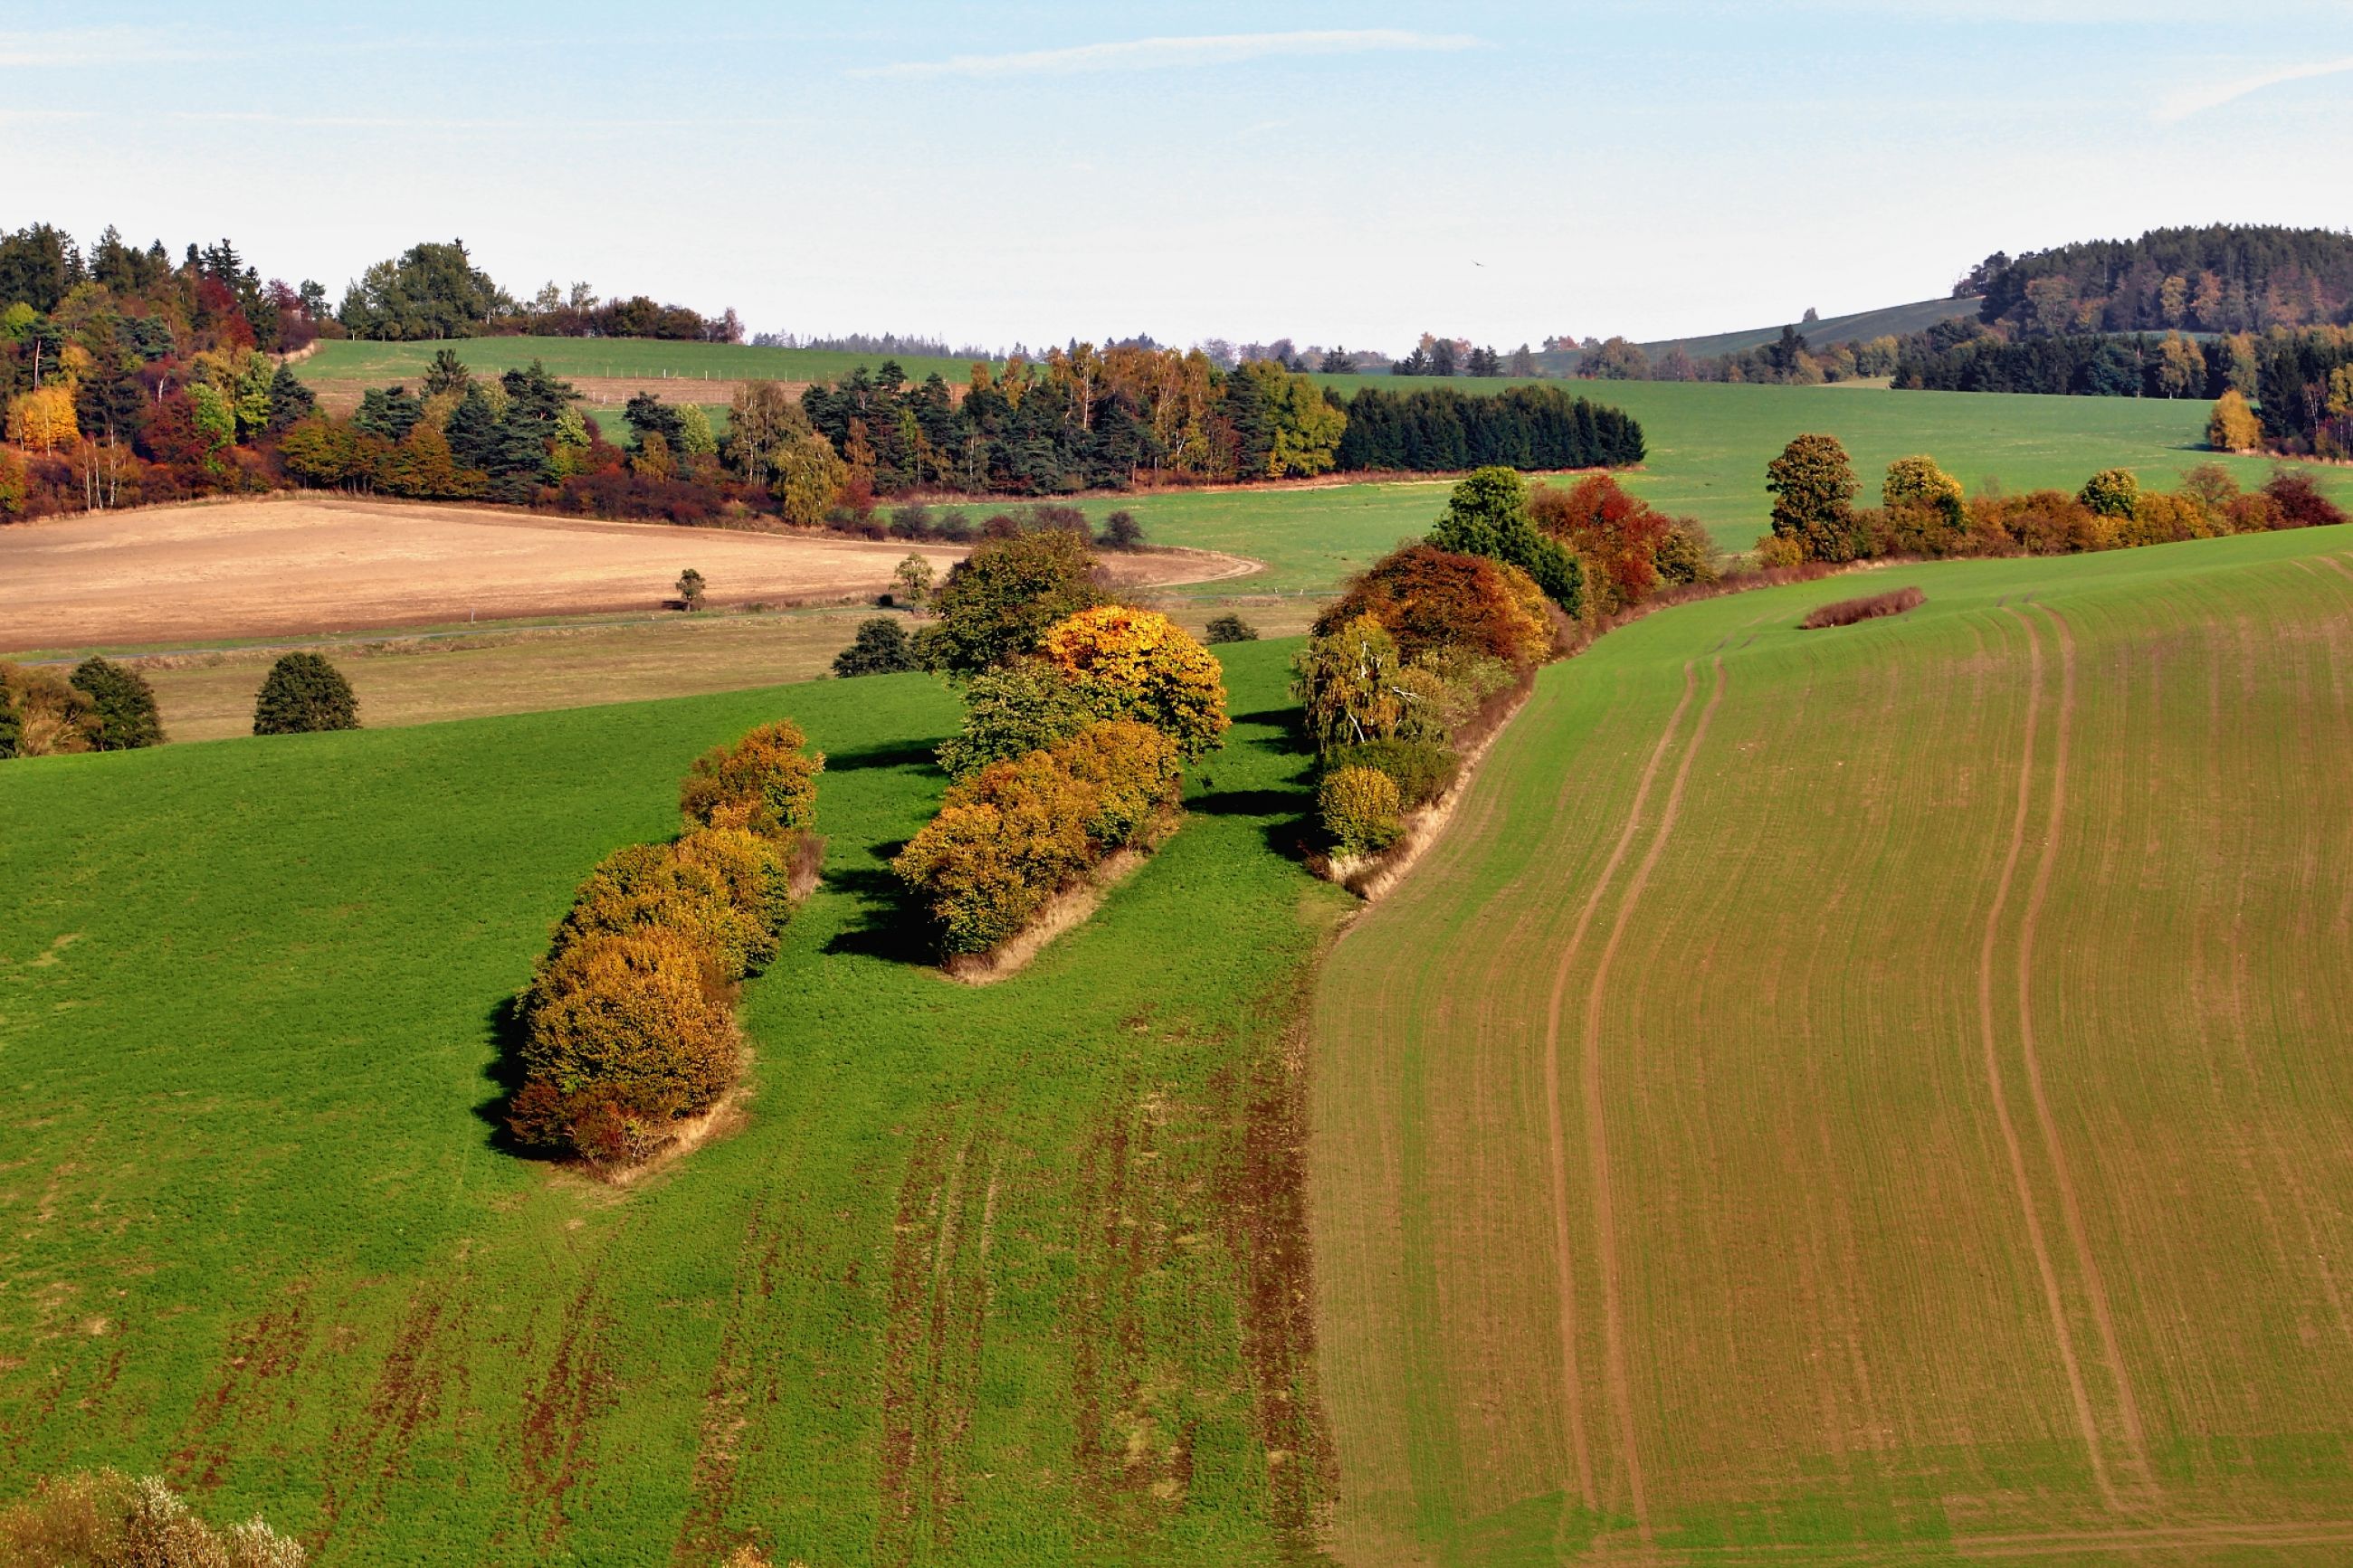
[1310,529,2353,1563]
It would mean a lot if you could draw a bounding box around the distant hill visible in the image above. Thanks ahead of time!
[1535,297,1981,375]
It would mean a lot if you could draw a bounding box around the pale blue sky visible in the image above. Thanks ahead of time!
[8,3,2353,350]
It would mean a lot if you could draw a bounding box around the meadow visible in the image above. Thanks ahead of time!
[1120,382,2353,594]
[1311,524,2353,1563]
[0,640,1353,1564]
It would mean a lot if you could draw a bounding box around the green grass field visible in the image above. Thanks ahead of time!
[1311,524,2353,1563]
[1629,296,1978,363]
[1119,385,2352,596]
[299,337,988,388]
[1,641,1352,1563]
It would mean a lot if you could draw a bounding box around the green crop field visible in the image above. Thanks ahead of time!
[299,337,990,389]
[1311,525,2353,1563]
[1119,385,2353,597]
[0,641,1352,1563]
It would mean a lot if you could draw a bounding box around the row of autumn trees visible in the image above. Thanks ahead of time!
[509,720,824,1167]
[1758,433,2347,568]
[1291,466,1720,862]
[884,531,1228,961]
[800,351,1643,496]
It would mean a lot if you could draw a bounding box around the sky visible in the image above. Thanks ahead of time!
[9,2,2353,352]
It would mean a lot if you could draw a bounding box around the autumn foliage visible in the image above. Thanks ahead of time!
[508,717,823,1167]
[1315,544,1552,666]
[1035,605,1231,759]
[893,719,1181,956]
[1529,474,1677,611]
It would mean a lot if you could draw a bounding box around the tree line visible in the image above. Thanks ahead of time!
[1967,226,2353,339]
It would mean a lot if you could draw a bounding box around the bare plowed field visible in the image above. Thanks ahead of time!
[0,498,1252,650]
[1312,526,2353,1563]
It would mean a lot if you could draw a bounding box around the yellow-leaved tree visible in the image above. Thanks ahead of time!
[1036,605,1230,759]
[6,385,78,452]
[2207,388,2262,453]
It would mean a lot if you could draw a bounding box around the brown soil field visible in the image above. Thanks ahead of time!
[0,497,1253,651]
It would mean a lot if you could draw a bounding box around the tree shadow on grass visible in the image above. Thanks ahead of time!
[472,991,562,1160]
[820,858,935,965]
[824,740,941,773]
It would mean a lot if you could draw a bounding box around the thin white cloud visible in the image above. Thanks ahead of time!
[171,110,801,132]
[2158,53,2353,121]
[0,25,205,67]
[857,29,1478,81]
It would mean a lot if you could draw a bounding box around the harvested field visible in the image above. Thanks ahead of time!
[0,497,1253,651]
[304,375,783,417]
[1311,525,2353,1562]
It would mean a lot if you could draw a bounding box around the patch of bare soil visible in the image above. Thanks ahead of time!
[0,498,1255,651]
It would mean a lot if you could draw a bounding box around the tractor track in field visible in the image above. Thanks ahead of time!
[2014,607,2152,1497]
[1577,655,1726,1545]
[1537,661,1700,1519]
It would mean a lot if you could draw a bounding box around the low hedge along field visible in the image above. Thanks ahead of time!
[0,639,1349,1563]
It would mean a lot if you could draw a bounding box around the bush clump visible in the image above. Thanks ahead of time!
[1800,585,1925,630]
[0,661,94,758]
[508,929,741,1166]
[893,719,1180,956]
[551,833,785,983]
[1327,737,1458,809]
[252,651,358,735]
[833,616,917,677]
[1204,613,1259,644]
[1035,604,1230,760]
[0,1468,307,1567]
[680,718,824,841]
[1316,543,1551,665]
[1319,765,1404,858]
[935,660,1112,780]
[69,658,165,750]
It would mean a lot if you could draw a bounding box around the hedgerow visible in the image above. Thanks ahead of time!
[1319,765,1404,857]
[893,719,1181,957]
[680,718,824,841]
[509,717,823,1167]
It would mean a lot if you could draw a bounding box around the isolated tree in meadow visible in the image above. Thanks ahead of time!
[677,567,706,610]
[1099,510,1144,550]
[1765,432,1859,561]
[833,616,917,678]
[252,651,358,735]
[914,528,1107,675]
[1205,613,1259,644]
[892,553,934,607]
[69,657,164,750]
[2207,389,2262,452]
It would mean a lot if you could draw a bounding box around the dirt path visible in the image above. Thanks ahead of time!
[0,497,1257,651]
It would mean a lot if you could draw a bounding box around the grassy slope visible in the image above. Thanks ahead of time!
[1632,296,1980,361]
[299,337,987,388]
[1120,384,2346,594]
[1311,524,2353,1563]
[0,641,1351,1564]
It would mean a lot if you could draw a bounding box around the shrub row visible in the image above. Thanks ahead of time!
[893,720,1181,956]
[1801,586,1926,630]
[507,719,823,1168]
[0,1468,306,1567]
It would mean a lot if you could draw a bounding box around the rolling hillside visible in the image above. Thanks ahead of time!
[1311,524,2353,1562]
[0,641,1348,1564]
